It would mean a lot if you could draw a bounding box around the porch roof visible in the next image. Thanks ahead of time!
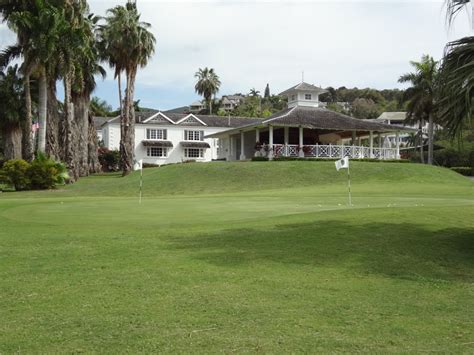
[205,106,415,138]
[180,141,211,148]
[142,140,173,147]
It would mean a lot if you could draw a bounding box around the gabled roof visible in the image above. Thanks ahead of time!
[175,114,207,126]
[142,111,175,124]
[279,82,327,96]
[102,110,263,128]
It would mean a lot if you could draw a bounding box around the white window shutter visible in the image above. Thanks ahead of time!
[200,131,204,141]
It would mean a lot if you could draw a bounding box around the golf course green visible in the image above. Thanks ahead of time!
[1,161,473,352]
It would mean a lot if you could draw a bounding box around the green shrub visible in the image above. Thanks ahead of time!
[0,154,69,191]
[270,157,410,163]
[27,153,69,189]
[0,159,31,190]
[98,147,120,172]
[450,167,473,176]
[142,163,160,168]
[434,148,471,168]
[251,156,269,161]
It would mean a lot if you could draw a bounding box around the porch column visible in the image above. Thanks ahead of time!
[255,128,260,157]
[240,131,246,160]
[284,126,289,156]
[395,131,400,159]
[351,131,356,145]
[298,126,304,157]
[268,125,274,160]
[228,136,234,161]
[369,131,374,158]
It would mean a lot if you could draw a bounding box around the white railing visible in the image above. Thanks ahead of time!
[257,144,398,160]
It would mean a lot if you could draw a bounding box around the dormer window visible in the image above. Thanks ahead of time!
[305,94,312,100]
[291,95,296,101]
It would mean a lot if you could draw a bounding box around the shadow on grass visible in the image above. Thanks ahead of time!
[166,220,474,283]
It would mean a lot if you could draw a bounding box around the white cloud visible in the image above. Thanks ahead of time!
[2,1,472,108]
[89,0,472,99]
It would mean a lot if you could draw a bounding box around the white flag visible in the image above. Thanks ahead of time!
[335,156,349,171]
[135,159,143,171]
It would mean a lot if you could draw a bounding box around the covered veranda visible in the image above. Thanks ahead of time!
[207,106,414,161]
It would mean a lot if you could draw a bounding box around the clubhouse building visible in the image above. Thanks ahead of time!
[101,82,413,167]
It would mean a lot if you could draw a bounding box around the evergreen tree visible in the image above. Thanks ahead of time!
[264,83,270,98]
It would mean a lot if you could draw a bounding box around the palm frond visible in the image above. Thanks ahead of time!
[0,44,22,70]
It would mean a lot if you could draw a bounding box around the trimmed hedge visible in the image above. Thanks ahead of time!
[252,156,410,163]
[450,167,473,176]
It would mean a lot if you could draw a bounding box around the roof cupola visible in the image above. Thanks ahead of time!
[279,82,327,109]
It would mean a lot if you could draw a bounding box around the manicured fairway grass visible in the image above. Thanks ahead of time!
[0,161,473,352]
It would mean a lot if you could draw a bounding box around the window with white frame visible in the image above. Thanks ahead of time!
[146,128,167,140]
[147,147,167,157]
[291,94,296,101]
[184,130,204,141]
[184,148,204,158]
[305,93,312,100]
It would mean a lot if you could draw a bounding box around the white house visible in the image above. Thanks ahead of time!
[101,110,262,167]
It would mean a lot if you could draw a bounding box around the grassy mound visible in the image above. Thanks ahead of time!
[57,161,471,197]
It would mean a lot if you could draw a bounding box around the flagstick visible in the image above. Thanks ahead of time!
[347,163,352,207]
[139,165,143,204]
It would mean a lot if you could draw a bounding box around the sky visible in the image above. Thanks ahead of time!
[1,0,472,110]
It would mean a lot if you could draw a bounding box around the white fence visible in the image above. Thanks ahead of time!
[259,144,398,160]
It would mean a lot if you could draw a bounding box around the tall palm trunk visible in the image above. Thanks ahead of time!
[120,68,136,176]
[88,112,101,173]
[22,73,33,161]
[2,123,23,160]
[73,93,91,177]
[37,70,47,153]
[46,78,61,160]
[118,72,123,117]
[427,113,434,165]
[419,119,425,164]
[64,72,77,181]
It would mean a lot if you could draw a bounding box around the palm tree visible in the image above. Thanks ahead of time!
[69,4,106,178]
[399,55,439,165]
[0,1,66,158]
[436,37,473,137]
[249,88,260,97]
[436,1,473,137]
[445,0,472,27]
[99,2,156,176]
[90,97,113,117]
[194,67,221,115]
[0,65,24,159]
